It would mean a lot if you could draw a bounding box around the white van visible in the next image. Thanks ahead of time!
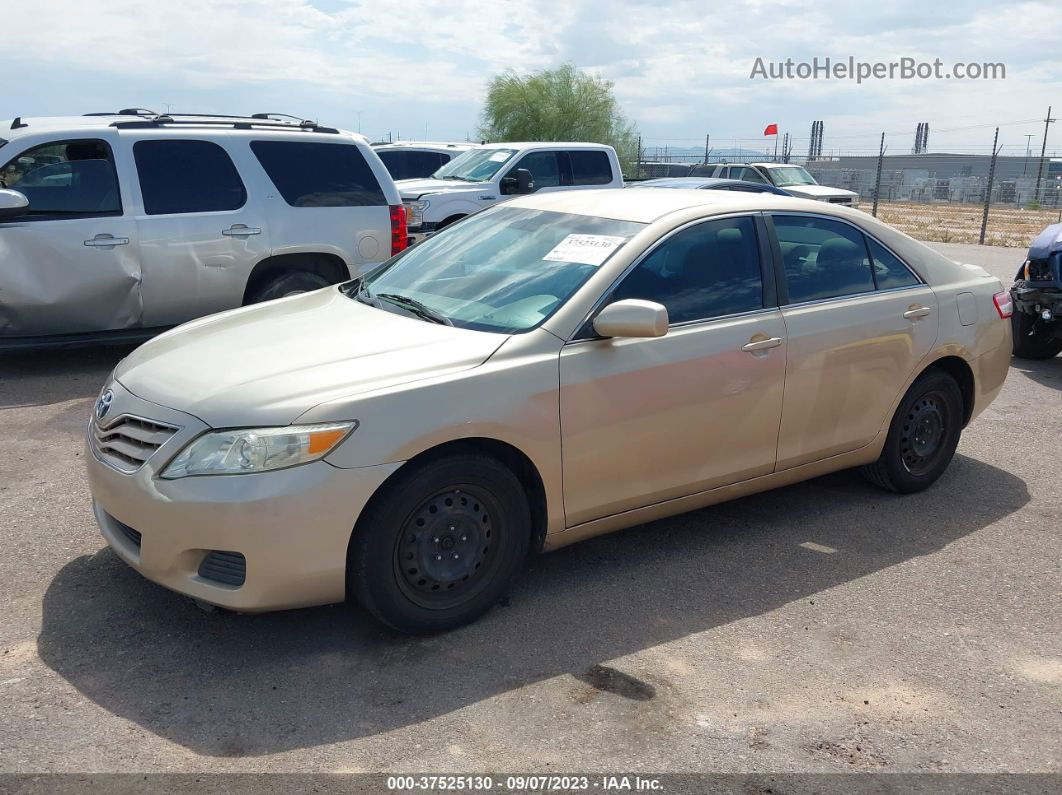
[0,111,405,348]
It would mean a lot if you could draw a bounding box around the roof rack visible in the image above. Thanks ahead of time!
[84,109,158,117]
[108,114,338,134]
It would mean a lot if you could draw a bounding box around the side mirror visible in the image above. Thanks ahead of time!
[593,299,669,339]
[0,188,29,220]
[501,168,535,195]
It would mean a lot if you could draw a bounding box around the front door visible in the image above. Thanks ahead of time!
[560,215,787,526]
[0,137,141,337]
[769,214,938,469]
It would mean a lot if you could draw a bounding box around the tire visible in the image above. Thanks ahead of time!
[348,453,531,634]
[246,270,331,304]
[861,369,964,494]
[1011,310,1062,359]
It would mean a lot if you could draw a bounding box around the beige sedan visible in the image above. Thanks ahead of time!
[85,189,1012,633]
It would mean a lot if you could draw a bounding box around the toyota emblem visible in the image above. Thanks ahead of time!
[95,389,114,421]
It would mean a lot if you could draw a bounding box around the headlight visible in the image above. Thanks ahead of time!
[161,422,356,479]
[404,200,428,228]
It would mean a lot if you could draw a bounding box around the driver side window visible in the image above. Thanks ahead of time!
[1,139,121,217]
[506,152,560,191]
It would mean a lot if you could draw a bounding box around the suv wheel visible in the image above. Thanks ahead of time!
[247,271,331,304]
[348,453,531,634]
[861,369,963,494]
[1012,310,1062,359]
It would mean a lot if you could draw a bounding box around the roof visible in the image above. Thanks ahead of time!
[479,141,616,151]
[0,114,365,143]
[505,187,823,224]
[373,141,476,151]
[635,177,789,194]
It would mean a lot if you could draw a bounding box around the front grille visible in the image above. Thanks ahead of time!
[92,415,178,473]
[114,518,142,548]
[198,551,246,587]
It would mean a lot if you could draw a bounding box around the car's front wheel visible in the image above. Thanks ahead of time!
[348,453,531,634]
[861,369,964,493]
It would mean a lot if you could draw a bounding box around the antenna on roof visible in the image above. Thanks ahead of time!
[10,117,27,130]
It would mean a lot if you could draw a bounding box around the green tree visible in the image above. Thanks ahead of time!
[479,63,639,174]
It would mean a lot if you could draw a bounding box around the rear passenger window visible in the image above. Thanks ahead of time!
[772,216,874,303]
[569,150,612,185]
[134,140,245,215]
[251,141,385,207]
[610,216,763,324]
[867,238,920,289]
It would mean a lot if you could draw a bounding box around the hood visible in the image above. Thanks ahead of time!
[115,287,506,428]
[396,177,487,200]
[783,184,859,199]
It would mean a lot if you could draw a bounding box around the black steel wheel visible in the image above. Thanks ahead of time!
[861,369,963,494]
[348,453,531,634]
[394,485,501,610]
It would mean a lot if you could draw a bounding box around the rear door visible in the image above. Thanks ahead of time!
[129,134,271,326]
[0,134,141,337]
[769,213,938,469]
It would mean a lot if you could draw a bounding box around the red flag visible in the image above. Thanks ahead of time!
[763,123,778,136]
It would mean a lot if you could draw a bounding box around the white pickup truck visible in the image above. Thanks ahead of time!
[397,141,623,242]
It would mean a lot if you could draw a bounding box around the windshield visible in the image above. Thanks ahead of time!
[352,206,644,333]
[432,148,517,182]
[766,166,817,187]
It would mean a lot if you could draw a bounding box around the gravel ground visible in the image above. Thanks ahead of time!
[0,242,1058,776]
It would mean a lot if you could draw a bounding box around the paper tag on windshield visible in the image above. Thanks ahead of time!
[488,151,510,162]
[543,234,627,266]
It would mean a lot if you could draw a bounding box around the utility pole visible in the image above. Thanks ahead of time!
[1034,106,1055,204]
[1023,133,1034,176]
[872,132,887,217]
[704,134,710,165]
[980,127,1001,245]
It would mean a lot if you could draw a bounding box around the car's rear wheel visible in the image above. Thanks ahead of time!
[861,369,964,494]
[247,270,331,304]
[348,453,531,634]
[1011,310,1062,359]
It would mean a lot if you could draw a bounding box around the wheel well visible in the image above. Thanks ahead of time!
[242,253,351,305]
[437,214,467,230]
[926,356,975,426]
[349,438,549,562]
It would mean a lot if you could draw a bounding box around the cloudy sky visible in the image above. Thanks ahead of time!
[3,0,1060,157]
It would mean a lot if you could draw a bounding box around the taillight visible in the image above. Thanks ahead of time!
[992,290,1013,319]
[389,204,408,255]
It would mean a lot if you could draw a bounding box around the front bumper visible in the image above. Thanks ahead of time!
[85,382,402,612]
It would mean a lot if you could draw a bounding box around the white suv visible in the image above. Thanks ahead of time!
[398,141,624,243]
[372,141,478,181]
[0,111,405,348]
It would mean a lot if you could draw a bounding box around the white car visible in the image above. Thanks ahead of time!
[373,141,478,181]
[0,110,404,347]
[397,142,624,243]
[696,162,859,205]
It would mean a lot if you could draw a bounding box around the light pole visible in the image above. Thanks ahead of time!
[1023,134,1034,177]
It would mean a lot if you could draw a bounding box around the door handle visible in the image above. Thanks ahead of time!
[741,336,784,353]
[903,306,932,320]
[222,224,262,237]
[83,234,130,248]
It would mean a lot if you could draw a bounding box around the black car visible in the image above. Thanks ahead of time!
[1011,223,1062,359]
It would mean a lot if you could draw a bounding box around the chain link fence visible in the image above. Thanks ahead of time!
[635,146,1062,248]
